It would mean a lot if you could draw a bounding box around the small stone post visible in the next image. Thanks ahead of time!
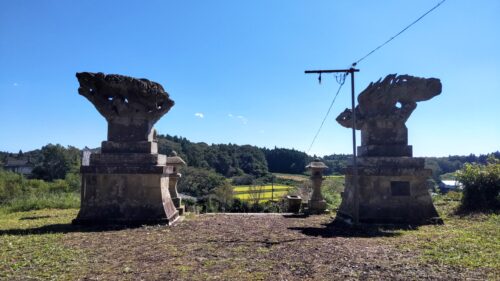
[307,159,328,214]
[166,151,186,215]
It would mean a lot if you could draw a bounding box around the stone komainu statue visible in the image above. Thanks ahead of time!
[335,74,443,225]
[336,74,441,157]
[76,72,174,142]
[73,72,179,225]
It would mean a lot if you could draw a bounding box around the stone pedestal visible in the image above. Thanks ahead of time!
[73,72,178,225]
[73,144,179,225]
[337,157,441,224]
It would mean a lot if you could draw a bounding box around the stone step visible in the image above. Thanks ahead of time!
[81,165,172,174]
[101,141,158,154]
[90,153,166,165]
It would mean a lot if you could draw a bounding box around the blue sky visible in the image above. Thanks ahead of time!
[0,0,499,157]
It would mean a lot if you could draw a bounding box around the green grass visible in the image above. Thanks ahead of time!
[0,192,80,214]
[321,176,344,210]
[233,185,293,202]
[272,173,308,182]
[324,175,344,179]
[0,209,87,280]
[399,195,500,270]
[233,185,291,193]
[234,191,290,201]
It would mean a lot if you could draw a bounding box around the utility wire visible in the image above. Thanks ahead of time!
[352,0,447,67]
[306,0,447,153]
[307,73,346,153]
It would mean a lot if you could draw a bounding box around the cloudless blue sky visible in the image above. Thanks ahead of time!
[1,0,499,156]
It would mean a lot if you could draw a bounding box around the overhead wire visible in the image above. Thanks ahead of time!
[307,73,346,153]
[306,0,447,153]
[352,0,447,67]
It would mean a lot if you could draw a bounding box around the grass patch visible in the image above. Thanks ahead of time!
[233,185,293,202]
[399,195,500,270]
[0,192,80,214]
[0,209,87,280]
[321,176,344,210]
[234,191,290,201]
[233,185,291,193]
[272,173,308,183]
[324,175,344,179]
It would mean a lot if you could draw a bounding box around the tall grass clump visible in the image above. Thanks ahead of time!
[0,169,80,213]
[321,176,344,211]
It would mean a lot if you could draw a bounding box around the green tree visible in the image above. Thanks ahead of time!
[213,181,234,210]
[457,157,500,212]
[264,147,308,174]
[31,144,81,181]
[177,166,228,198]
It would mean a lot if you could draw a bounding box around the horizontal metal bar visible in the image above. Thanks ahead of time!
[304,68,359,74]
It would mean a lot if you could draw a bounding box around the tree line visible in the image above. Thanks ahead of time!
[1,136,498,213]
[1,136,499,183]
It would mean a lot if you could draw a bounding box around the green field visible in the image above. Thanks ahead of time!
[272,173,308,182]
[233,185,292,202]
[324,175,344,179]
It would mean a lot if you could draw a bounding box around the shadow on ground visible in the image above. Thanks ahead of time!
[289,219,416,238]
[0,223,145,236]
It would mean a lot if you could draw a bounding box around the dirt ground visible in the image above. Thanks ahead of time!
[57,213,494,280]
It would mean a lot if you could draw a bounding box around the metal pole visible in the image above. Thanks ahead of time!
[304,67,360,224]
[350,69,359,225]
[271,175,274,201]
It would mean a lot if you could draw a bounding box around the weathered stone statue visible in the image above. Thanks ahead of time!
[73,72,179,225]
[336,74,442,224]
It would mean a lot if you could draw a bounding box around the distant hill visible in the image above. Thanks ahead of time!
[1,135,498,181]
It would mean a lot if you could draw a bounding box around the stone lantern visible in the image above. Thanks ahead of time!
[306,159,328,214]
[166,151,186,214]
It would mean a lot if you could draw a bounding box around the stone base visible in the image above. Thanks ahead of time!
[358,145,412,157]
[337,157,441,225]
[74,172,178,225]
[308,200,327,214]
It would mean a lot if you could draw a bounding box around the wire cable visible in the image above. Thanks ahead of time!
[352,0,447,67]
[306,1,447,153]
[307,73,347,153]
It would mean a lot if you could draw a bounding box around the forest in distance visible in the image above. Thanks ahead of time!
[1,133,499,213]
[1,133,498,183]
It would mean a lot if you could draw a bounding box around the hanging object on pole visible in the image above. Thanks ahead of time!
[305,67,360,225]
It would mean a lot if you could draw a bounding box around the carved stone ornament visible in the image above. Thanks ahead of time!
[336,74,441,151]
[76,72,174,142]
